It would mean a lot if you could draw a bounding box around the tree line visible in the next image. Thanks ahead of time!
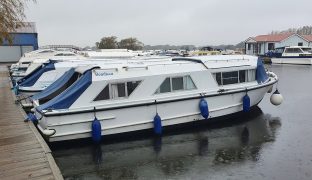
[269,26,312,35]
[96,36,144,51]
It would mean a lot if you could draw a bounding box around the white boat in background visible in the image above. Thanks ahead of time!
[11,51,86,80]
[30,55,280,142]
[270,46,312,65]
[84,49,136,59]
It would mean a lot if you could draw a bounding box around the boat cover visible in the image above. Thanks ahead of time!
[36,70,92,111]
[256,58,268,84]
[18,63,55,87]
[31,68,76,101]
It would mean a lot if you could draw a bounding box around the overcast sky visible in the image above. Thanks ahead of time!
[25,0,312,47]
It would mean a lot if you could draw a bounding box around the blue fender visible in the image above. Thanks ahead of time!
[153,113,162,135]
[243,94,250,112]
[199,98,209,119]
[91,117,102,143]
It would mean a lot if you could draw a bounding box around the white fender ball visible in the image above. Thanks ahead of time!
[270,90,283,106]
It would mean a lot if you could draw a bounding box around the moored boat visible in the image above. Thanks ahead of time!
[270,46,312,65]
[31,55,279,142]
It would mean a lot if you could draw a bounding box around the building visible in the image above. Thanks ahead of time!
[245,33,312,56]
[0,22,38,62]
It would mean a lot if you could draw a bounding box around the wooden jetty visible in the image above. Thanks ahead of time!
[0,66,63,180]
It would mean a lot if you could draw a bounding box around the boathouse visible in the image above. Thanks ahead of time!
[245,33,312,56]
[0,22,38,62]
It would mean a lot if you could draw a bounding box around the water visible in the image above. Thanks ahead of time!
[51,65,312,180]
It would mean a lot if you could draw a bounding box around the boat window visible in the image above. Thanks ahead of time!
[214,69,254,86]
[172,77,184,91]
[248,69,256,81]
[239,70,246,83]
[159,78,171,93]
[156,75,196,94]
[111,83,126,98]
[222,71,238,85]
[184,75,196,90]
[127,81,141,95]
[215,73,222,85]
[301,48,312,53]
[94,80,142,101]
[94,85,110,101]
[285,48,303,53]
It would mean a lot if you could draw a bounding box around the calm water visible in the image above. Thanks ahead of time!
[51,65,312,180]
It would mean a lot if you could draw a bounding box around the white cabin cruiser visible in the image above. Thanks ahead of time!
[30,55,279,142]
[270,46,312,65]
[11,51,86,80]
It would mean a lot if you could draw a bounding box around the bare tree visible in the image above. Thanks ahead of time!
[0,0,35,44]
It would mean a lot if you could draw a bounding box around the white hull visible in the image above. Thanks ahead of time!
[37,83,273,142]
[271,57,312,65]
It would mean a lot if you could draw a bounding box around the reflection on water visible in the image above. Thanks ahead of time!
[52,107,281,180]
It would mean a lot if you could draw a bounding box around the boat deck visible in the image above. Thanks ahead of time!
[0,66,63,180]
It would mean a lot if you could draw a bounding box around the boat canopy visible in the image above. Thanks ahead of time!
[18,62,55,87]
[256,58,268,83]
[31,68,76,101]
[36,70,92,111]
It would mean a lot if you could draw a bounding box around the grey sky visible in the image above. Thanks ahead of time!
[25,0,312,47]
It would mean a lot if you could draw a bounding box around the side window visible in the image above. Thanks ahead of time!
[159,78,171,93]
[94,81,141,101]
[156,76,196,94]
[215,72,222,85]
[94,85,110,101]
[184,76,196,90]
[222,71,238,85]
[127,81,140,95]
[172,77,184,91]
[111,83,126,98]
[239,70,246,83]
[214,70,254,86]
[248,69,256,81]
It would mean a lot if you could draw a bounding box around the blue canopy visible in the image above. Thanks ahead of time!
[256,58,268,84]
[31,68,76,101]
[18,62,55,87]
[36,70,92,111]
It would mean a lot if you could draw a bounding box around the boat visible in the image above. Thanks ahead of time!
[17,60,101,96]
[11,50,86,80]
[30,55,279,142]
[270,46,312,65]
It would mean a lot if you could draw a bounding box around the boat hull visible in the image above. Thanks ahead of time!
[36,82,275,142]
[271,57,312,65]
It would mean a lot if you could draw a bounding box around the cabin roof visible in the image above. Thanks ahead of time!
[90,55,258,81]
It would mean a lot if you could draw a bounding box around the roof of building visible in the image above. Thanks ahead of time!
[303,35,312,42]
[251,33,294,42]
[10,22,37,34]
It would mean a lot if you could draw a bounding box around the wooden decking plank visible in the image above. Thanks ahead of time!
[1,167,53,180]
[0,142,41,153]
[1,161,50,178]
[0,156,48,171]
[0,140,39,151]
[0,151,46,165]
[0,133,35,146]
[0,146,44,159]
